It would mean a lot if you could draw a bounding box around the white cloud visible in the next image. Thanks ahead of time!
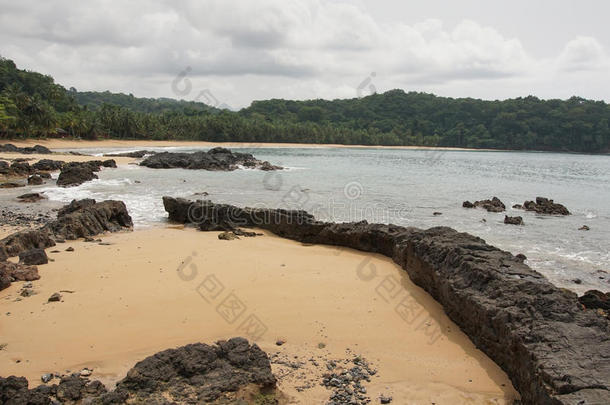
[0,0,608,107]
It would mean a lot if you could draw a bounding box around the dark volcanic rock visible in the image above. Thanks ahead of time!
[27,174,44,185]
[162,197,610,405]
[0,261,40,284]
[141,147,283,171]
[520,197,571,215]
[0,229,56,257]
[579,290,610,311]
[56,162,99,187]
[102,159,117,168]
[47,200,133,240]
[462,196,505,212]
[0,160,9,172]
[32,159,65,171]
[0,338,277,404]
[0,144,52,154]
[19,248,48,265]
[9,161,33,176]
[0,182,24,188]
[504,215,523,225]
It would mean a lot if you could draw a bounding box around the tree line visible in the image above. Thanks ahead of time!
[1,57,609,153]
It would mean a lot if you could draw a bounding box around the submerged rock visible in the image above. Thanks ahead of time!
[141,147,283,171]
[27,174,43,185]
[504,215,523,225]
[462,196,506,212]
[56,162,98,187]
[104,150,156,158]
[162,197,610,405]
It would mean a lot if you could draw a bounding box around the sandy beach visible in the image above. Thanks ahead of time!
[0,226,519,403]
[4,138,494,152]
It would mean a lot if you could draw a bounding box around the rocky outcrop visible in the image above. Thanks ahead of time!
[0,143,52,154]
[519,197,571,215]
[0,338,277,404]
[17,192,47,203]
[56,160,116,187]
[162,197,610,405]
[462,196,506,212]
[141,147,283,171]
[46,200,133,240]
[0,261,40,282]
[579,290,610,317]
[0,199,132,290]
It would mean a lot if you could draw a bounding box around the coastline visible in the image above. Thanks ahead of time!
[4,138,500,152]
[0,226,518,403]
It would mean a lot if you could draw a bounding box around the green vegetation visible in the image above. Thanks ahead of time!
[1,56,609,153]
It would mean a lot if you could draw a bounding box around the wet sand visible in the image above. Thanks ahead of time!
[0,226,519,403]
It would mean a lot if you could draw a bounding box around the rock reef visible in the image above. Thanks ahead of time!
[140,147,283,171]
[162,197,610,405]
[518,197,571,215]
[462,196,506,212]
[0,337,277,404]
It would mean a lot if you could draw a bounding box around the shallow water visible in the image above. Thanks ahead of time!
[47,146,610,293]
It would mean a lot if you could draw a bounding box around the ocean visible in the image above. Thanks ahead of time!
[44,146,610,294]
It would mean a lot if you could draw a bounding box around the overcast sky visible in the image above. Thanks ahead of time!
[1,0,609,109]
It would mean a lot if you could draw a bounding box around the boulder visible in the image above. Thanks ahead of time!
[0,338,277,404]
[9,161,33,176]
[520,197,570,215]
[19,248,48,265]
[0,160,9,173]
[463,196,505,212]
[27,175,44,185]
[579,290,610,311]
[0,229,55,257]
[141,147,283,171]
[56,163,98,187]
[0,182,24,188]
[161,197,610,405]
[0,262,39,291]
[504,215,523,225]
[102,159,117,168]
[0,267,11,291]
[0,144,52,154]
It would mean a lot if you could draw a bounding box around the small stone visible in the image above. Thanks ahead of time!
[65,247,74,252]
[380,395,392,404]
[41,373,53,383]
[579,225,590,231]
[433,212,442,216]
[80,368,92,377]
[276,339,286,346]
[318,342,326,349]
[48,293,62,302]
[573,279,582,285]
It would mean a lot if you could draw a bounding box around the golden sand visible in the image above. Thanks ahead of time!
[0,227,518,403]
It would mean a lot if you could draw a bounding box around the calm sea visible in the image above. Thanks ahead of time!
[46,146,610,294]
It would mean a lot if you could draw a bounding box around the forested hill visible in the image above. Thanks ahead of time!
[1,56,609,153]
[75,91,218,114]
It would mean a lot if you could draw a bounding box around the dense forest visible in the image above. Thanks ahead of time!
[1,56,609,153]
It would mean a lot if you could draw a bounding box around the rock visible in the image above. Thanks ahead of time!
[102,159,117,168]
[48,292,61,302]
[0,228,55,257]
[32,159,65,171]
[36,172,52,179]
[515,253,527,262]
[0,261,40,284]
[512,204,523,209]
[0,144,52,154]
[104,150,156,158]
[0,338,276,404]
[19,248,48,265]
[0,160,8,172]
[79,368,92,377]
[17,192,46,203]
[56,162,99,187]
[433,212,442,216]
[276,339,286,346]
[0,182,24,188]
[218,231,238,240]
[504,215,523,225]
[0,267,11,291]
[141,147,283,171]
[65,247,74,252]
[161,197,610,405]
[41,373,53,383]
[463,197,506,212]
[380,395,393,404]
[573,279,582,284]
[579,225,590,231]
[27,174,44,185]
[579,290,610,311]
[520,197,571,215]
[9,161,33,176]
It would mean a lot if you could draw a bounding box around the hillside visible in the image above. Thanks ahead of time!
[1,56,609,153]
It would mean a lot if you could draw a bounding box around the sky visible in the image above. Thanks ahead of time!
[1,0,609,109]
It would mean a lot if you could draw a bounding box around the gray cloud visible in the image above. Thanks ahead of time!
[0,0,608,108]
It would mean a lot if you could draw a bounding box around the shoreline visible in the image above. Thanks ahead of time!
[0,225,518,403]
